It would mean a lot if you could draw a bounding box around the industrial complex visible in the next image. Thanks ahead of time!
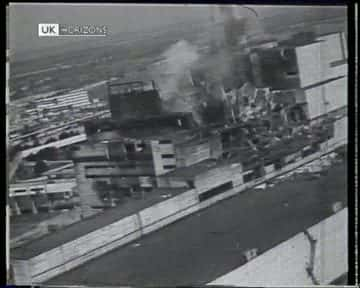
[7,5,348,286]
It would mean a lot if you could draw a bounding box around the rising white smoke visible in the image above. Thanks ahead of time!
[161,40,199,93]
[151,40,200,117]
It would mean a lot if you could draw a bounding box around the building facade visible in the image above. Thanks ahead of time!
[108,81,162,123]
[9,161,77,215]
[73,124,223,205]
[295,32,348,120]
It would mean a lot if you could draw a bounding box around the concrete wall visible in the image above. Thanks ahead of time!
[195,163,243,194]
[150,141,176,176]
[334,116,348,143]
[157,177,189,189]
[304,76,347,120]
[296,32,347,88]
[157,162,244,190]
[208,208,348,286]
[139,189,199,234]
[311,209,348,284]
[296,32,348,120]
[176,141,211,167]
[23,190,199,283]
[12,259,32,285]
[30,214,142,283]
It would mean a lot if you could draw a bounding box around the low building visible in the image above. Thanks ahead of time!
[73,121,223,202]
[20,133,88,159]
[157,158,244,195]
[33,89,91,111]
[69,111,227,206]
[9,161,77,215]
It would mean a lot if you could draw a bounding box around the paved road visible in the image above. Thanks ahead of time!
[47,161,347,287]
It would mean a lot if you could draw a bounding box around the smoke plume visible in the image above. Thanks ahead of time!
[151,40,201,120]
[219,5,263,47]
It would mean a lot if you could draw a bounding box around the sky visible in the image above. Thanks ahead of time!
[8,4,346,54]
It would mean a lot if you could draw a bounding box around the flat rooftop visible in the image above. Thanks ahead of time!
[163,159,219,179]
[46,161,347,286]
[91,125,217,145]
[162,153,251,180]
[118,127,195,143]
[11,187,188,259]
[10,212,63,239]
[153,133,313,181]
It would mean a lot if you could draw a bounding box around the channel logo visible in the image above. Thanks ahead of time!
[38,23,107,37]
[38,23,59,37]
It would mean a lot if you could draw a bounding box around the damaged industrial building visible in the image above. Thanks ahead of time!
[8,4,348,287]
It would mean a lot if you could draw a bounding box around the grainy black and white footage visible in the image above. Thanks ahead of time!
[7,4,348,286]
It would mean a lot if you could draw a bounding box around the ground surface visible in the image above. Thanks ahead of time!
[46,160,347,286]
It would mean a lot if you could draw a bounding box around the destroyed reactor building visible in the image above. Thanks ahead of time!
[10,7,349,285]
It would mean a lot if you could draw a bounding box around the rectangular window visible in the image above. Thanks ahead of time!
[161,154,175,159]
[30,188,44,192]
[285,71,298,77]
[86,174,154,178]
[163,165,176,170]
[14,189,26,193]
[159,140,172,144]
[199,181,233,202]
[85,165,117,169]
[137,143,146,149]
